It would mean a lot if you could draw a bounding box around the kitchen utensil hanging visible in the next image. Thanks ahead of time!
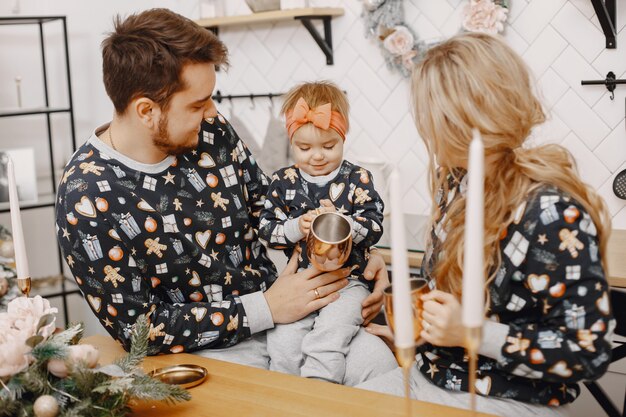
[581,71,626,100]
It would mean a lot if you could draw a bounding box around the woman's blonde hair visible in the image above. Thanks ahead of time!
[280,80,350,132]
[411,32,611,300]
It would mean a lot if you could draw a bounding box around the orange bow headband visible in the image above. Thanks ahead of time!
[285,97,347,141]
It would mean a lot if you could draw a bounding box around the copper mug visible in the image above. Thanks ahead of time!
[306,212,352,271]
[383,277,430,343]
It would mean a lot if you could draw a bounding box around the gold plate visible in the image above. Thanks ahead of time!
[149,364,208,389]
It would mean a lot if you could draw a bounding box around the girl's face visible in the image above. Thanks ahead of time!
[291,123,344,176]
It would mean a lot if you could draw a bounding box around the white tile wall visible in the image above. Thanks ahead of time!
[0,0,623,413]
[215,0,626,229]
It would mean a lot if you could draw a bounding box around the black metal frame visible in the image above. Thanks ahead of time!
[0,15,78,326]
[583,290,626,417]
[212,90,284,104]
[295,16,334,65]
[590,0,617,48]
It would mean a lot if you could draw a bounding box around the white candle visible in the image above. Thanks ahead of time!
[7,157,29,278]
[462,129,485,329]
[389,169,415,348]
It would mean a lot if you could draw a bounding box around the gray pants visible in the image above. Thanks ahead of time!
[356,366,572,417]
[195,301,397,386]
[266,281,370,383]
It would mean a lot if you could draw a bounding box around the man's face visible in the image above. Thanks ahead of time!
[291,124,344,176]
[152,62,217,155]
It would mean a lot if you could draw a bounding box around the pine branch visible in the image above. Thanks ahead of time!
[115,315,148,372]
[49,323,83,345]
[30,342,67,362]
[128,374,191,404]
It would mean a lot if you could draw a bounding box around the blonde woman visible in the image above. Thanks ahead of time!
[358,33,615,417]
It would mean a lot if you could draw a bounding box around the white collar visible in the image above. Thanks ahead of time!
[298,162,343,185]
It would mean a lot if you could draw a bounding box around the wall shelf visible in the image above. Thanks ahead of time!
[195,8,344,65]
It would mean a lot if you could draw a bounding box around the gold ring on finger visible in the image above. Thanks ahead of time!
[314,288,321,299]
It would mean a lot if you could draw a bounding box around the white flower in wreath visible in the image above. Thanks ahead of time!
[402,50,418,71]
[463,0,508,35]
[383,26,415,56]
[4,295,58,338]
[0,328,31,378]
[363,0,385,11]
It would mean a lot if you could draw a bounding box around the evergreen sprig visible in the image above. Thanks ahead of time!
[1,312,190,416]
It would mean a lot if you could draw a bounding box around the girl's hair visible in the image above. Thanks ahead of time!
[280,80,350,133]
[411,32,611,300]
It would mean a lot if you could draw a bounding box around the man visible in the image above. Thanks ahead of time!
[56,8,395,384]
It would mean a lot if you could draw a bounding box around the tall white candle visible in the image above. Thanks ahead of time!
[389,169,415,348]
[7,157,29,278]
[462,130,485,329]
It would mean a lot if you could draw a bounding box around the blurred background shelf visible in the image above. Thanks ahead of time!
[0,15,76,325]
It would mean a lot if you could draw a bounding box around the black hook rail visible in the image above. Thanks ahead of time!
[212,90,284,104]
[581,71,626,100]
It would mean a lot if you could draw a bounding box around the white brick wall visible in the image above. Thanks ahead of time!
[213,0,626,228]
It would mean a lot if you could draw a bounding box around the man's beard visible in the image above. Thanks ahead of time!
[152,114,198,156]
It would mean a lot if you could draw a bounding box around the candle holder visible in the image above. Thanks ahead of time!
[396,346,415,417]
[465,326,482,416]
[17,276,31,297]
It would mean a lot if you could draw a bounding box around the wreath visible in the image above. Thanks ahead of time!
[362,0,509,76]
[0,296,190,416]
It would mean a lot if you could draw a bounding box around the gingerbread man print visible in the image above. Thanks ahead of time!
[103,265,125,288]
[211,192,229,211]
[145,238,167,258]
[558,229,584,258]
[79,161,105,176]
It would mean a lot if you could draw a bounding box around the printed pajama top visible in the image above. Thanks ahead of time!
[56,114,277,354]
[258,160,384,284]
[418,176,614,406]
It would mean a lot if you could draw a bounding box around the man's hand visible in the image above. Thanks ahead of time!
[264,251,350,324]
[361,250,389,325]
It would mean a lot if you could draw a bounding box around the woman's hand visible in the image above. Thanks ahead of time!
[361,250,389,325]
[264,251,350,324]
[420,290,465,347]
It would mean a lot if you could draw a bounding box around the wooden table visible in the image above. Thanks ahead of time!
[85,335,496,417]
[379,229,626,289]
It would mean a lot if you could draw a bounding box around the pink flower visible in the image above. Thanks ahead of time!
[402,50,418,71]
[0,328,31,378]
[5,295,58,338]
[47,358,68,378]
[47,344,100,378]
[383,26,415,55]
[68,345,99,368]
[463,0,508,35]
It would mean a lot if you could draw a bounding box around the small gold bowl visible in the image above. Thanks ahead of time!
[149,364,208,389]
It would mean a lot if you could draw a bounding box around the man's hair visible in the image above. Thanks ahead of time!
[101,8,228,114]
